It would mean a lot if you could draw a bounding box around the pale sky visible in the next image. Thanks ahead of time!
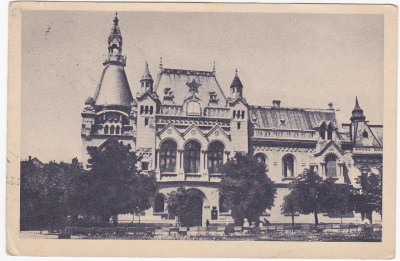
[21,11,383,162]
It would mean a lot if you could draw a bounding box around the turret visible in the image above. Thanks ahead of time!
[140,62,154,94]
[230,69,243,98]
[350,97,366,122]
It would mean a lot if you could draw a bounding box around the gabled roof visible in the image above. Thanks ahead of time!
[183,123,206,137]
[314,140,344,157]
[158,122,182,137]
[94,64,133,107]
[154,68,227,106]
[249,106,337,131]
[207,124,230,139]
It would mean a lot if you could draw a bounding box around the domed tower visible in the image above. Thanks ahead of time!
[81,13,135,166]
[93,12,133,110]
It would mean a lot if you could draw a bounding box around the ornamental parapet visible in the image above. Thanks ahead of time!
[252,128,315,140]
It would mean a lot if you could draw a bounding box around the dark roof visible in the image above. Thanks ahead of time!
[230,71,243,89]
[249,106,337,130]
[94,64,133,107]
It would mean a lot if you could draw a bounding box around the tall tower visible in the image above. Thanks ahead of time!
[81,13,135,166]
[228,69,248,154]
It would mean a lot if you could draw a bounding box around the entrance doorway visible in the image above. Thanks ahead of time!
[184,189,205,227]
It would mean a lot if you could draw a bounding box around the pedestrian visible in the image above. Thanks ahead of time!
[206,219,210,228]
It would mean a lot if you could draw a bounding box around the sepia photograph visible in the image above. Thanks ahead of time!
[6,2,397,259]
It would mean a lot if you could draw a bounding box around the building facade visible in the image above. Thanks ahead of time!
[81,15,383,226]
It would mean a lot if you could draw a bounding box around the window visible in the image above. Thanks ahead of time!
[184,140,201,173]
[241,110,245,119]
[104,125,109,134]
[145,106,149,114]
[116,126,120,135]
[110,125,115,135]
[320,124,326,139]
[208,141,224,174]
[325,154,337,178]
[237,122,241,130]
[160,140,177,173]
[187,101,201,116]
[140,105,144,115]
[282,154,295,178]
[144,118,149,126]
[154,194,166,213]
[211,206,218,220]
[150,106,153,115]
[255,153,267,168]
[362,130,369,138]
[327,125,333,140]
[219,195,229,213]
[142,162,149,171]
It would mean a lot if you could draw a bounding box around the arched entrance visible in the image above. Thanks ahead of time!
[184,188,205,227]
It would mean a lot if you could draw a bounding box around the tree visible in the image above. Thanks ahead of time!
[166,187,191,227]
[352,172,382,224]
[329,184,354,224]
[20,158,85,230]
[86,138,157,224]
[287,169,337,226]
[281,188,301,231]
[219,153,276,226]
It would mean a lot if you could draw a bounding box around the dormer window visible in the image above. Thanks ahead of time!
[163,88,174,101]
[187,101,201,116]
[209,91,218,102]
[362,130,369,138]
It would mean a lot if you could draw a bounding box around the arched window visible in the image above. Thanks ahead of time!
[116,126,120,135]
[104,125,109,134]
[154,194,166,213]
[145,106,149,114]
[184,140,201,173]
[140,105,144,115]
[255,153,267,171]
[159,140,177,173]
[187,101,201,116]
[282,154,295,178]
[362,130,369,138]
[325,154,337,178]
[327,125,333,140]
[320,124,326,139]
[150,106,153,115]
[219,194,229,213]
[208,141,224,174]
[110,125,115,135]
[241,110,245,119]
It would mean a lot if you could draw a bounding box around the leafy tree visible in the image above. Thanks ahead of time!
[20,158,84,230]
[86,138,157,224]
[166,187,191,227]
[329,184,354,224]
[287,169,337,226]
[352,172,382,224]
[219,153,276,226]
[281,187,301,230]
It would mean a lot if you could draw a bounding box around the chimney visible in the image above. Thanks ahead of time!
[272,100,281,108]
[28,156,32,161]
[328,102,333,110]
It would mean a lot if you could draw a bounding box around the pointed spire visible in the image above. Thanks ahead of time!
[351,96,366,121]
[230,69,243,89]
[141,61,153,81]
[113,12,119,25]
[159,57,163,71]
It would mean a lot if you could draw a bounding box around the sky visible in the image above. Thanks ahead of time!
[21,11,383,162]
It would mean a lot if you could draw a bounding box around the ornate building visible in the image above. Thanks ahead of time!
[81,14,383,225]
